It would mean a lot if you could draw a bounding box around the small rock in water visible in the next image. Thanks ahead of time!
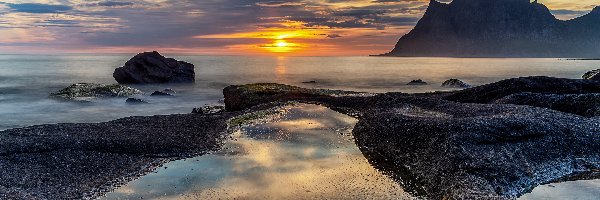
[151,91,174,97]
[441,79,471,88]
[302,80,318,84]
[583,69,600,81]
[407,79,428,85]
[126,98,148,104]
[162,88,176,94]
[50,83,143,101]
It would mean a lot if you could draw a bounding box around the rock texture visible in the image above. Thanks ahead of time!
[442,79,471,88]
[380,0,600,57]
[222,77,600,199]
[407,79,428,85]
[113,51,195,84]
[583,69,600,81]
[494,92,600,117]
[50,83,143,101]
[0,113,233,199]
[444,76,600,103]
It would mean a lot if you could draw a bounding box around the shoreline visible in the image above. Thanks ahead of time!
[1,76,600,199]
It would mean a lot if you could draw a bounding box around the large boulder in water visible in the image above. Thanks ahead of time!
[113,51,195,84]
[50,83,143,101]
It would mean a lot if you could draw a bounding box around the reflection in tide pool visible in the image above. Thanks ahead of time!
[520,180,600,200]
[103,104,414,200]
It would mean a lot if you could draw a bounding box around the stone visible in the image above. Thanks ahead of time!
[441,79,471,88]
[583,69,600,81]
[151,91,173,97]
[50,83,143,101]
[407,79,428,85]
[494,92,600,117]
[126,98,148,104]
[192,105,225,115]
[113,51,195,84]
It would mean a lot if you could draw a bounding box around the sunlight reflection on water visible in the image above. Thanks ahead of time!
[102,104,414,200]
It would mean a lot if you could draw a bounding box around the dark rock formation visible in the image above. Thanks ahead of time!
[444,76,600,103]
[494,92,600,117]
[302,80,318,84]
[151,91,174,97]
[223,83,364,111]
[126,98,148,104]
[407,79,428,85]
[0,113,233,199]
[113,51,195,84]
[353,94,600,199]
[222,77,600,199]
[162,88,176,94]
[442,79,471,88]
[380,0,600,57]
[583,69,600,81]
[50,83,143,101]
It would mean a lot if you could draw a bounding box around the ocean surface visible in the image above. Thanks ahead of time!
[1,54,599,199]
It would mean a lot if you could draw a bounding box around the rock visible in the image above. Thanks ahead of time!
[113,51,195,84]
[0,113,233,199]
[192,105,225,114]
[50,83,143,101]
[352,94,600,199]
[126,98,148,104]
[223,83,364,111]
[162,88,176,94]
[445,76,600,103]
[494,92,600,117]
[151,91,173,97]
[407,79,428,85]
[441,79,471,88]
[302,81,317,84]
[583,69,600,81]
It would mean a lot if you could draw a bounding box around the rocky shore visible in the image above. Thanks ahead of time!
[2,76,600,199]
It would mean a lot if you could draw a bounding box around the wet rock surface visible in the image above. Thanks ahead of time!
[495,92,600,117]
[407,79,428,85]
[50,83,143,101]
[113,51,195,84]
[583,69,600,81]
[445,76,600,103]
[223,76,600,199]
[0,113,233,199]
[151,91,174,96]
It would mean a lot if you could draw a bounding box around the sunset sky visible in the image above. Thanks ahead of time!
[0,0,598,56]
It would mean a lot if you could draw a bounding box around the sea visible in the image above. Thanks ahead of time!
[1,54,599,199]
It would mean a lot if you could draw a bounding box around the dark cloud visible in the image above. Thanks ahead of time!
[4,3,72,13]
[97,1,135,7]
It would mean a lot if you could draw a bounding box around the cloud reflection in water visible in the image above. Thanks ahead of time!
[103,104,414,200]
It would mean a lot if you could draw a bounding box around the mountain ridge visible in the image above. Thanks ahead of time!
[380,0,600,58]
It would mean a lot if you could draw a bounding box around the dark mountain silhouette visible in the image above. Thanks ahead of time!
[380,0,600,58]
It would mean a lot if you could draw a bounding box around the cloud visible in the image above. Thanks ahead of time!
[3,3,72,14]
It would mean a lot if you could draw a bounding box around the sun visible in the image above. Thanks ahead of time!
[276,40,289,47]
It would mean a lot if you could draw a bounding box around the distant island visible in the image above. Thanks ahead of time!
[378,0,600,58]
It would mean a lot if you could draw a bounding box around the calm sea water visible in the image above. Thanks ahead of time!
[1,54,598,130]
[1,54,599,199]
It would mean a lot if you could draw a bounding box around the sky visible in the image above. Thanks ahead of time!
[0,0,598,56]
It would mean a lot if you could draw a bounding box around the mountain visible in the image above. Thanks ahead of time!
[380,0,600,58]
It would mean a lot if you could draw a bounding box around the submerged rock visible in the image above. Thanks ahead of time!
[162,88,176,94]
[151,91,174,97]
[583,69,600,81]
[126,98,148,104]
[113,51,195,84]
[407,79,428,85]
[50,83,143,101]
[441,79,471,88]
